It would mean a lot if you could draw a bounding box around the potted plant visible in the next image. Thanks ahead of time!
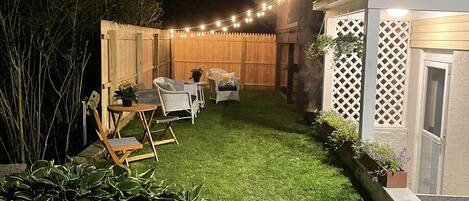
[356,142,409,188]
[190,68,203,82]
[114,81,138,106]
[305,33,363,65]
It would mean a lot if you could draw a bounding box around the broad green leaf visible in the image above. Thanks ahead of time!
[138,169,155,180]
[111,165,129,176]
[116,180,141,192]
[190,184,203,200]
[78,187,91,196]
[14,191,32,200]
[31,167,50,179]
[89,189,111,199]
[35,178,56,186]
[33,194,53,201]
[31,161,52,172]
[14,180,30,190]
[82,171,106,188]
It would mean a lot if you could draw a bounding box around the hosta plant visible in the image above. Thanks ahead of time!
[0,160,203,200]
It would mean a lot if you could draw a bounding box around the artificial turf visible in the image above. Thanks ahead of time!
[121,90,364,201]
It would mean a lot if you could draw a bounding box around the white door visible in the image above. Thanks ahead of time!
[417,60,451,194]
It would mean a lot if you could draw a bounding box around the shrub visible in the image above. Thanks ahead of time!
[317,111,359,150]
[0,161,203,200]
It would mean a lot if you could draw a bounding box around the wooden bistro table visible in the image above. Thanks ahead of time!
[108,103,162,162]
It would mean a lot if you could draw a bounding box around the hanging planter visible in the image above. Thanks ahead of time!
[305,33,363,64]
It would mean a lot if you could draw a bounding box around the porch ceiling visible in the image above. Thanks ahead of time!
[314,0,469,13]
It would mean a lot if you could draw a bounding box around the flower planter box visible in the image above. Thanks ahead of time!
[336,141,356,168]
[378,171,407,188]
[358,153,380,172]
[316,122,335,142]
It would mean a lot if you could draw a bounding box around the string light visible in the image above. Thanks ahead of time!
[170,0,280,36]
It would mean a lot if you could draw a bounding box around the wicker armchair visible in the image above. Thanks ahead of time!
[153,77,199,124]
[206,68,240,104]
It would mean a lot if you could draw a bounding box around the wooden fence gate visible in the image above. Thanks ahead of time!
[100,20,171,129]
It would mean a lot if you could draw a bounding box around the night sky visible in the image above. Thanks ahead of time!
[161,0,276,33]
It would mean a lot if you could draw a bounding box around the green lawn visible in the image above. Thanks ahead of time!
[121,90,363,201]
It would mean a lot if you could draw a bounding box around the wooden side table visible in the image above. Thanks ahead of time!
[186,81,207,108]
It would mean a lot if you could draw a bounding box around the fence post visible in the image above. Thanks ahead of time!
[109,30,118,101]
[136,33,144,88]
[240,37,247,90]
[154,33,160,78]
[275,42,282,91]
[108,30,118,130]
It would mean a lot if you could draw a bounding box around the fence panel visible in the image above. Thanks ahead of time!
[172,32,276,88]
[100,20,171,129]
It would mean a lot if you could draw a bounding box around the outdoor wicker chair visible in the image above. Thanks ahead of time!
[206,68,240,104]
[153,77,199,124]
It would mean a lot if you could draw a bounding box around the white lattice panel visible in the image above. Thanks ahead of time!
[330,19,410,127]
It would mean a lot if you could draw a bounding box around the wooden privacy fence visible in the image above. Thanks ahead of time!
[172,32,276,88]
[100,20,171,128]
[100,20,277,129]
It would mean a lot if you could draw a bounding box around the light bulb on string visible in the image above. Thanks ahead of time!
[210,30,215,34]
[171,0,279,33]
[222,27,228,32]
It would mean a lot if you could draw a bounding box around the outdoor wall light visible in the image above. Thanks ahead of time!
[386,8,409,18]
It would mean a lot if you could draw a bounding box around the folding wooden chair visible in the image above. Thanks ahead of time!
[86,91,143,166]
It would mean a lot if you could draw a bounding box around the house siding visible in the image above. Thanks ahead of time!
[411,14,469,51]
[441,51,469,195]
